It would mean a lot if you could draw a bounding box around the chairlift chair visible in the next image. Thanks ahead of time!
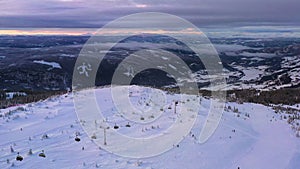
[38,150,46,158]
[16,152,23,161]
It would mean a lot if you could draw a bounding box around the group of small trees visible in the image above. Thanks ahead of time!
[272,105,300,137]
[0,90,66,109]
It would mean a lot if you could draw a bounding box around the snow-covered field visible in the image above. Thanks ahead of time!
[33,60,62,69]
[0,86,299,169]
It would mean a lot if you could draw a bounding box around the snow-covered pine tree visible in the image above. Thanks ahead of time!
[28,149,33,155]
[10,146,14,153]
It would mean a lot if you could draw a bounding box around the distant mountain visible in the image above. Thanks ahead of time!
[0,35,300,92]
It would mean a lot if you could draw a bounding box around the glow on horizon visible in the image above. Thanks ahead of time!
[0,29,95,36]
[0,28,202,36]
[135,4,148,8]
[93,28,202,35]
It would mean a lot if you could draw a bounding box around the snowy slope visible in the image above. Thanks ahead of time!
[33,60,62,69]
[0,86,299,169]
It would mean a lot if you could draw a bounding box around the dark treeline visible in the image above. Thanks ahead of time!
[0,90,67,109]
[1,87,300,109]
[226,88,300,105]
[162,87,300,105]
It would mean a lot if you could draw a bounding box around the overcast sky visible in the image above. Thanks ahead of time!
[0,0,299,28]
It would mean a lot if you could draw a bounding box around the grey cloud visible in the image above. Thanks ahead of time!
[0,0,299,28]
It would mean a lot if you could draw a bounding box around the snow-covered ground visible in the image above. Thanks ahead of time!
[33,60,62,69]
[0,86,299,169]
[239,52,276,58]
[4,92,27,100]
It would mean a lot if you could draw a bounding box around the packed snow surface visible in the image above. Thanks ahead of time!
[0,86,299,169]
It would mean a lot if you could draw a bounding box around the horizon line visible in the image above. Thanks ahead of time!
[0,26,299,36]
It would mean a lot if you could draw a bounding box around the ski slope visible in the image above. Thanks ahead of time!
[0,86,299,169]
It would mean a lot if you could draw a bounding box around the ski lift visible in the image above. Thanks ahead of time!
[38,150,46,158]
[75,134,81,142]
[75,136,81,142]
[125,122,131,128]
[175,101,179,105]
[16,152,23,161]
[113,123,119,129]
